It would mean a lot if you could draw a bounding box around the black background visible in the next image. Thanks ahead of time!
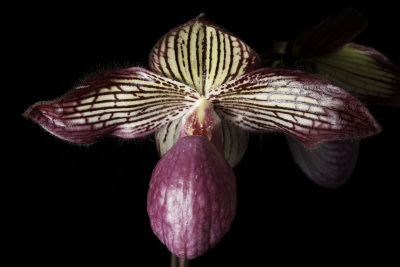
[12,1,399,265]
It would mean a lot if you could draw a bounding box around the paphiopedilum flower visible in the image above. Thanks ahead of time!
[264,8,400,106]
[24,15,381,260]
[262,8,400,188]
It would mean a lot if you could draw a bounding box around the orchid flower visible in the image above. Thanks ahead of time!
[261,8,400,188]
[263,8,400,106]
[24,15,381,261]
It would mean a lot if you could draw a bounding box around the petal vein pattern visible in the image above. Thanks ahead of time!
[25,67,200,144]
[314,43,400,106]
[208,68,380,147]
[287,137,360,188]
[149,17,260,96]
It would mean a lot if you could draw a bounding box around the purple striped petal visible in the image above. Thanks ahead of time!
[24,67,200,144]
[287,137,359,188]
[208,68,381,148]
[149,15,260,96]
[147,136,236,259]
[287,8,367,58]
[314,43,400,106]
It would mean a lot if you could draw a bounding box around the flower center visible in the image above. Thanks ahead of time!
[179,97,223,151]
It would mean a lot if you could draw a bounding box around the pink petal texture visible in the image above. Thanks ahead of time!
[208,68,381,148]
[287,137,360,188]
[24,67,199,144]
[147,136,236,259]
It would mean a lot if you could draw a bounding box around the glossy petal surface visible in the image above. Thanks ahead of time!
[149,15,260,96]
[287,137,360,188]
[314,43,400,106]
[208,68,380,148]
[147,136,236,259]
[25,67,200,144]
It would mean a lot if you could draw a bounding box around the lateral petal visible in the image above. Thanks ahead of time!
[149,15,260,96]
[24,67,200,144]
[287,137,359,188]
[208,68,381,148]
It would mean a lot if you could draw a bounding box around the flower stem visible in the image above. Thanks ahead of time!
[170,253,189,267]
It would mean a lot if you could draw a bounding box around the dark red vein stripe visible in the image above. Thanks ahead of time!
[208,68,380,147]
[148,17,260,96]
[25,67,201,144]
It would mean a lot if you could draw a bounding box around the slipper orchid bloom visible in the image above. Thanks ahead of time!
[262,8,400,188]
[24,15,381,260]
[265,8,400,106]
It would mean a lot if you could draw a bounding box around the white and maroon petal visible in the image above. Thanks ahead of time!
[207,68,381,148]
[314,43,400,106]
[147,136,236,259]
[149,15,260,96]
[287,137,359,188]
[24,67,200,144]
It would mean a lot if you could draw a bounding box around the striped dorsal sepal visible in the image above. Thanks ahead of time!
[149,15,260,96]
[24,67,200,144]
[207,68,381,148]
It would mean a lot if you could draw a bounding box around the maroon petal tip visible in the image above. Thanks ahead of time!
[24,100,105,144]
